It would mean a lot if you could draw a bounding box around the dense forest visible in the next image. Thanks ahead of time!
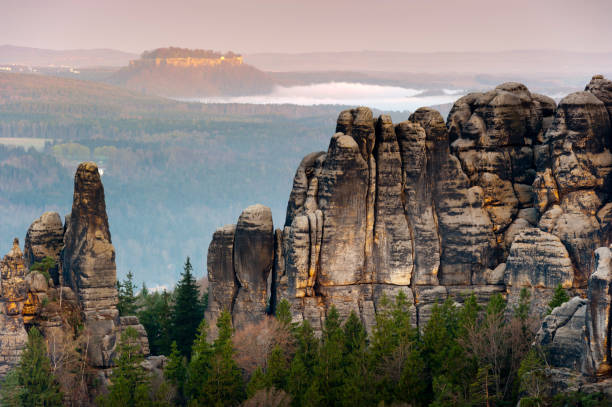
[2,259,606,406]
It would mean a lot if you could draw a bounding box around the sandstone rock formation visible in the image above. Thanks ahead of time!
[0,239,28,379]
[0,167,151,394]
[62,162,120,367]
[207,75,612,342]
[585,247,612,376]
[23,212,64,285]
[206,205,274,332]
[535,296,587,370]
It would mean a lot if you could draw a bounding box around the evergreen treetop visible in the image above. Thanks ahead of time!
[171,257,204,357]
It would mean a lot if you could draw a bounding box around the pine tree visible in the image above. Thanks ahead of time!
[30,256,56,283]
[207,311,245,406]
[184,319,214,403]
[14,327,63,406]
[0,370,22,407]
[141,282,149,298]
[265,345,289,390]
[275,298,292,328]
[340,312,372,407]
[287,320,318,407]
[171,257,204,357]
[547,284,570,314]
[117,271,138,316]
[310,306,345,407]
[139,289,173,355]
[97,327,152,407]
[369,292,423,403]
[246,367,267,399]
[421,298,465,403]
[165,341,187,404]
[469,364,496,407]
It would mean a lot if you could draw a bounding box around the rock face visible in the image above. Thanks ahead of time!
[206,205,274,332]
[535,296,587,370]
[585,247,612,376]
[62,162,119,367]
[206,76,612,349]
[533,81,612,285]
[232,204,274,330]
[0,239,28,379]
[23,212,64,285]
[447,84,555,256]
[57,162,150,368]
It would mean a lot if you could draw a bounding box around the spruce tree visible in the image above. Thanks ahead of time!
[340,312,372,407]
[287,319,319,406]
[97,327,152,407]
[310,306,345,407]
[264,345,289,390]
[246,367,267,399]
[368,292,421,404]
[421,298,465,403]
[207,311,245,406]
[275,299,293,328]
[117,271,138,316]
[171,257,204,357]
[547,284,570,314]
[0,370,22,407]
[139,289,173,355]
[165,341,187,404]
[184,319,213,403]
[15,327,63,407]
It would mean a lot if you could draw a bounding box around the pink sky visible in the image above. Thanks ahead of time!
[2,0,611,54]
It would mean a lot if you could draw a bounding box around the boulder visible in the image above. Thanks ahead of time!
[535,297,587,371]
[505,228,574,289]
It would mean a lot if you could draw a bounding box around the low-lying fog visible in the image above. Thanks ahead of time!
[186,82,465,112]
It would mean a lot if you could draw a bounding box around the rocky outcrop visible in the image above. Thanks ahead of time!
[533,82,612,285]
[232,205,274,330]
[23,212,63,285]
[206,76,612,346]
[505,228,574,313]
[0,239,28,379]
[411,107,495,286]
[61,162,119,367]
[206,205,274,332]
[447,84,556,259]
[585,247,612,376]
[205,224,237,330]
[535,296,587,370]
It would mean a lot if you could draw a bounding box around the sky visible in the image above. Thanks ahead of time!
[2,0,612,54]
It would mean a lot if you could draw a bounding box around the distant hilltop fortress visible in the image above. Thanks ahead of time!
[129,47,243,68]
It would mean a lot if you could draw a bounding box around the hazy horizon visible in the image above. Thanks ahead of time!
[2,0,611,54]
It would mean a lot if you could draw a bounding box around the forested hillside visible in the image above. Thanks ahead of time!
[0,72,349,286]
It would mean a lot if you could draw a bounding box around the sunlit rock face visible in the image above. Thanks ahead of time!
[206,76,612,349]
[0,239,28,379]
